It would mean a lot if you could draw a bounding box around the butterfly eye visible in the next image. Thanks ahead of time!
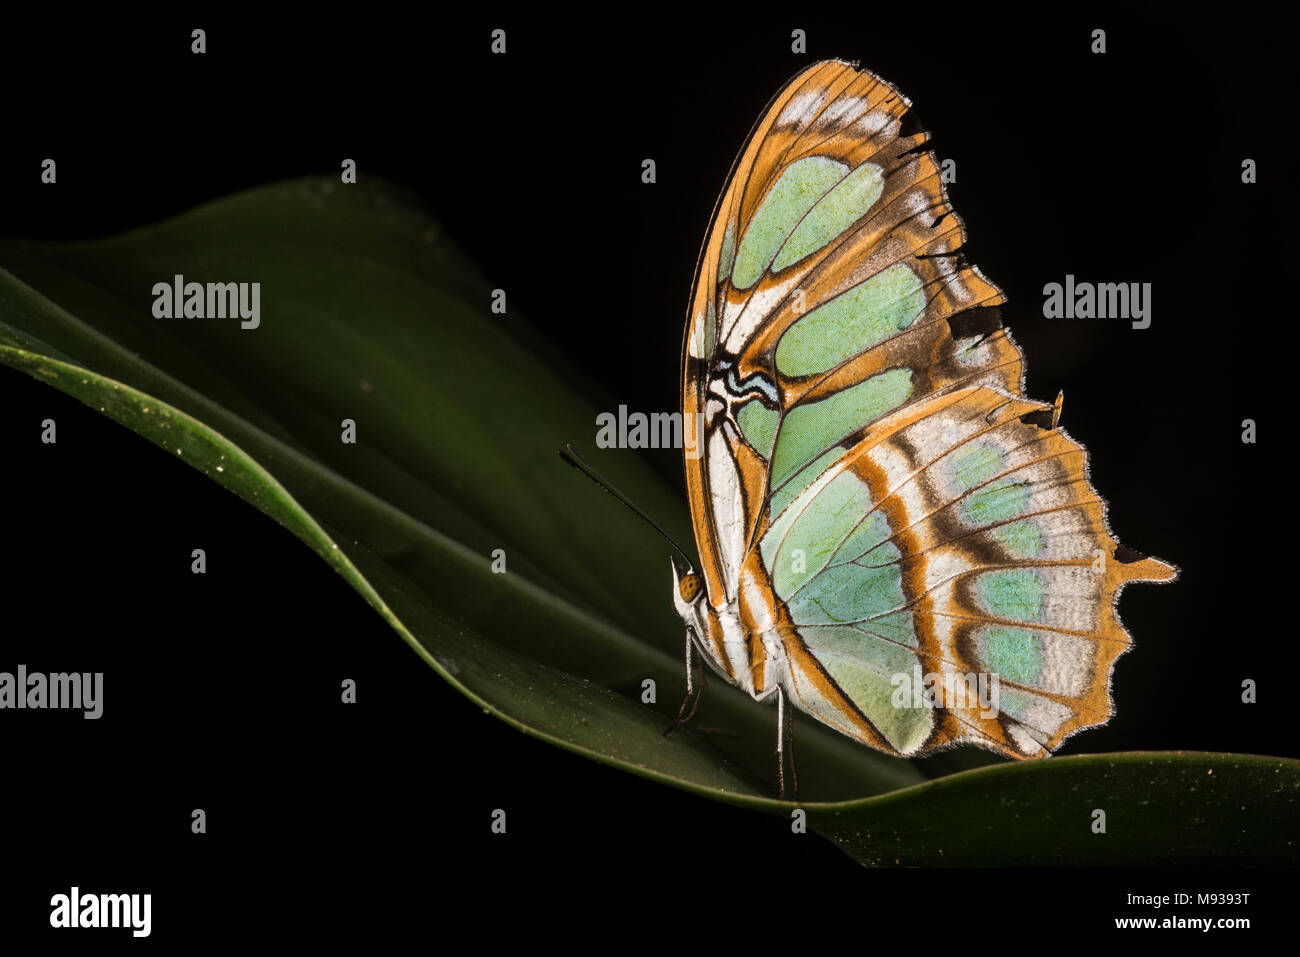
[678,573,703,603]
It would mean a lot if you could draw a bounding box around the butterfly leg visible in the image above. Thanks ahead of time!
[776,686,799,802]
[663,632,707,737]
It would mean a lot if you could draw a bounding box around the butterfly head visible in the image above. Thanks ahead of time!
[670,557,710,639]
[670,558,739,689]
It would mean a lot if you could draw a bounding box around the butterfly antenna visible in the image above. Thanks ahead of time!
[558,443,695,570]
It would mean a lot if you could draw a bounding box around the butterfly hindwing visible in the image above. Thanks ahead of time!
[757,387,1175,756]
[681,59,1174,759]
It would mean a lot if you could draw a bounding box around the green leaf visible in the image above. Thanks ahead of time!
[3,177,1294,865]
[807,751,1300,865]
[0,177,920,805]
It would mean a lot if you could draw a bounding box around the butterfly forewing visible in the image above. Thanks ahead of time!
[680,59,1174,759]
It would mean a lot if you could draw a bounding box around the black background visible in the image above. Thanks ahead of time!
[0,8,1292,943]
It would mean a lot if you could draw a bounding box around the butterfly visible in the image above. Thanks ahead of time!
[668,58,1176,794]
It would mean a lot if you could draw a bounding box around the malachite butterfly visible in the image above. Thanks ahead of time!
[670,59,1176,777]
